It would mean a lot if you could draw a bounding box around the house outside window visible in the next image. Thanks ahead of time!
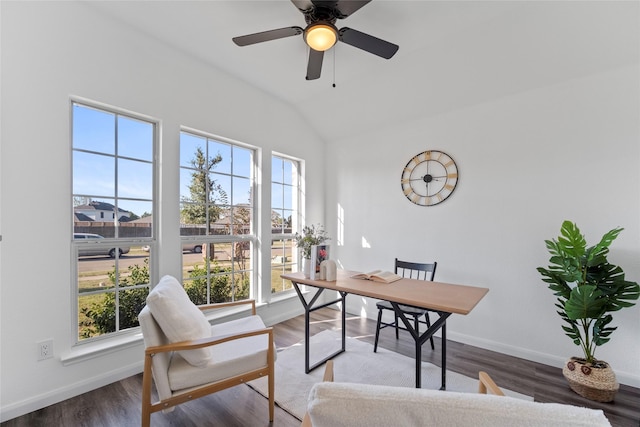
[72,101,155,342]
[179,130,255,304]
[271,154,301,293]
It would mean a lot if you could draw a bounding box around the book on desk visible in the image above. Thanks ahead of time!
[350,270,402,283]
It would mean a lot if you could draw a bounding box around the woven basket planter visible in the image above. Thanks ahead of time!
[562,357,619,402]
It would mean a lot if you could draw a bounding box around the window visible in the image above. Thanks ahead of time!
[72,101,155,342]
[179,131,255,304]
[271,154,301,293]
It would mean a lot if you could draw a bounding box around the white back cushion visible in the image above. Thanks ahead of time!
[146,275,212,367]
[138,306,173,402]
[307,382,611,427]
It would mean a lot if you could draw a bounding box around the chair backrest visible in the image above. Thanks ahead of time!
[394,258,437,281]
[139,306,173,402]
[304,382,612,427]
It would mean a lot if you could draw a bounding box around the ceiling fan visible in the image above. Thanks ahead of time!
[232,0,399,80]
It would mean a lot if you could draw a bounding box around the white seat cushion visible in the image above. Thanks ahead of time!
[146,275,212,367]
[307,382,611,427]
[167,315,270,391]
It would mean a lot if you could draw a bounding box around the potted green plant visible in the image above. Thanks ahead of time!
[294,224,330,277]
[537,220,639,402]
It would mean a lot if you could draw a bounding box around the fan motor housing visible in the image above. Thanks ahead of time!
[304,6,339,25]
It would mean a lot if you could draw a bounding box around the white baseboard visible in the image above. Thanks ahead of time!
[446,330,640,389]
[0,361,143,423]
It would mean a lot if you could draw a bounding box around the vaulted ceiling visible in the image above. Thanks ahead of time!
[88,1,637,143]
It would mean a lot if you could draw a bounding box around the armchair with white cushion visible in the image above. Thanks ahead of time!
[139,275,274,427]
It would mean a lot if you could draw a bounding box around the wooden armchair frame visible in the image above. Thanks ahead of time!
[478,370,505,396]
[301,361,333,427]
[141,299,274,427]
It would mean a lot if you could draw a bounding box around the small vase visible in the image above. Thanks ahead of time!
[562,357,619,402]
[302,258,311,278]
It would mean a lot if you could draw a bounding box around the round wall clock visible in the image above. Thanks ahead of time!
[401,150,459,206]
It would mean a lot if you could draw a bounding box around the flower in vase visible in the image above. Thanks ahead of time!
[294,224,330,259]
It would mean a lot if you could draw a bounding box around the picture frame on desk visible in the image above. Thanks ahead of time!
[310,244,330,280]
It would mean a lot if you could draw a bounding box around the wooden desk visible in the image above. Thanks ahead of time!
[281,269,489,389]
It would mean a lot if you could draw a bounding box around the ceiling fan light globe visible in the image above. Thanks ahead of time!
[305,24,337,51]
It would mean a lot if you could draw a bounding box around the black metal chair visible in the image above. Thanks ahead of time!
[373,258,438,352]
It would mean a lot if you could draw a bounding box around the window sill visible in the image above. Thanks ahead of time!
[61,331,144,366]
[267,288,303,304]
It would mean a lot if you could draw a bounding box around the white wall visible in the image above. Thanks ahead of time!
[325,64,640,386]
[0,2,325,421]
[1,0,639,421]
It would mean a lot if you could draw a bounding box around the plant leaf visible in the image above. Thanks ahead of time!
[586,227,622,267]
[593,314,616,346]
[607,278,640,311]
[558,220,586,259]
[561,319,581,345]
[565,285,605,320]
[537,267,573,298]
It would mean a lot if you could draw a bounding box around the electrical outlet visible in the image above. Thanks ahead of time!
[37,339,54,361]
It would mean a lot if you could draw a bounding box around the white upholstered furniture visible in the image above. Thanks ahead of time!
[139,275,274,427]
[302,363,611,427]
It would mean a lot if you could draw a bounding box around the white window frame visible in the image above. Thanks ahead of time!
[71,98,157,345]
[179,128,258,304]
[270,152,303,296]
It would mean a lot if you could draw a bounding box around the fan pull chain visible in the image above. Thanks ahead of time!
[332,47,336,88]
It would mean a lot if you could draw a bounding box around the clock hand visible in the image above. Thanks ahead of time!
[423,174,432,195]
[409,174,446,182]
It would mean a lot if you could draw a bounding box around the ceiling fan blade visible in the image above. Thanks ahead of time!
[306,48,324,80]
[334,0,371,18]
[233,26,303,46]
[338,27,399,59]
[291,0,315,13]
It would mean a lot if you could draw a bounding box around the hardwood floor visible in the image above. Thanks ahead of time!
[3,308,639,426]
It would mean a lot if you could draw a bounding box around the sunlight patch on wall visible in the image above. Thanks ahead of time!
[337,203,344,246]
[361,236,371,248]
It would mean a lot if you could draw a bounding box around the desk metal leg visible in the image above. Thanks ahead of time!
[415,334,422,388]
[441,321,447,390]
[391,303,450,389]
[292,281,347,373]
